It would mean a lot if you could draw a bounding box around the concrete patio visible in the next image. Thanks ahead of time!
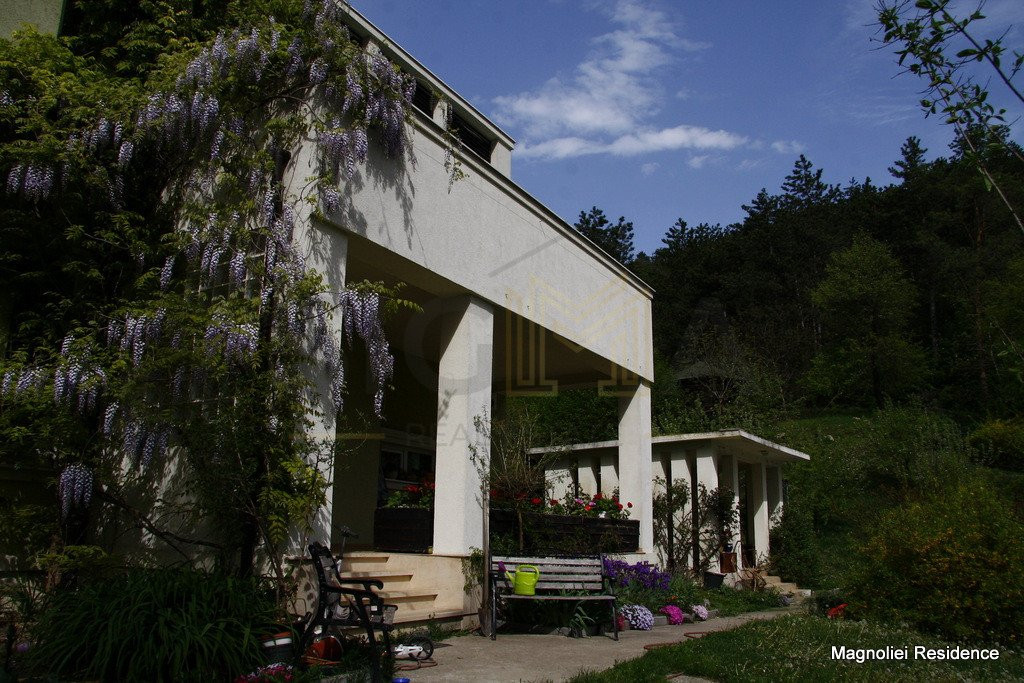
[396,607,796,682]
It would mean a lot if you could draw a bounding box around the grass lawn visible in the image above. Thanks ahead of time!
[567,615,1024,682]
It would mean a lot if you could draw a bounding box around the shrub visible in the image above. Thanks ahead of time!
[769,502,823,588]
[847,478,1024,645]
[971,419,1024,471]
[28,566,280,681]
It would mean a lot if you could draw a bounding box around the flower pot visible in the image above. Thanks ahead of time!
[703,571,726,589]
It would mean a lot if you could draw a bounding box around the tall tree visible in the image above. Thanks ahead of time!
[574,206,636,264]
[888,136,928,180]
[806,233,927,408]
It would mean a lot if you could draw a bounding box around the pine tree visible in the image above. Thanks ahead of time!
[574,206,636,264]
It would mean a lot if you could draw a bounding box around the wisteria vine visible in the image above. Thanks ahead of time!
[0,0,412,535]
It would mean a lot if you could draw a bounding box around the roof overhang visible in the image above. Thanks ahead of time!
[529,429,810,464]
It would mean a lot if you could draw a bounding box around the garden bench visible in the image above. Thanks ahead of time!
[488,554,618,640]
[301,541,396,681]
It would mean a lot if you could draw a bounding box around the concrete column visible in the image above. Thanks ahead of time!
[652,450,669,487]
[617,381,652,554]
[766,465,784,528]
[599,451,618,495]
[668,450,691,567]
[578,456,599,496]
[719,454,742,571]
[433,296,493,555]
[694,446,719,571]
[750,461,770,564]
[299,226,348,548]
[546,455,574,499]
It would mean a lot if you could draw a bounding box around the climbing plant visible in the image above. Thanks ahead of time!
[0,0,421,579]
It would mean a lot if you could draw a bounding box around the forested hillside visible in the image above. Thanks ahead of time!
[534,129,1024,645]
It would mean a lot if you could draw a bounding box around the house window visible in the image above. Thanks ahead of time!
[380,446,434,487]
[449,111,493,162]
[411,81,435,117]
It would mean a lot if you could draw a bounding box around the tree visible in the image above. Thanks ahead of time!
[573,206,636,264]
[888,135,928,180]
[0,2,418,581]
[806,233,927,407]
[779,155,839,209]
[877,0,1024,234]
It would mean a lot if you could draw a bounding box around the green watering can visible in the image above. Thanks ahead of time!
[505,564,540,596]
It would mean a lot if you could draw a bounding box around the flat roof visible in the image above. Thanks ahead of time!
[529,429,810,464]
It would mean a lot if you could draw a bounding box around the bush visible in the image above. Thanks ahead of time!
[971,419,1024,471]
[847,478,1024,645]
[769,502,823,588]
[27,566,280,681]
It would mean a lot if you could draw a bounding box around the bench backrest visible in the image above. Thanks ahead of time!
[490,555,608,593]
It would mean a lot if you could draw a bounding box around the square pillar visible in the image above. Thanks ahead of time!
[718,453,742,571]
[546,455,575,499]
[617,381,652,554]
[599,452,618,495]
[694,446,719,571]
[433,296,493,556]
[749,461,770,564]
[298,225,348,547]
[766,465,784,528]
[578,456,599,497]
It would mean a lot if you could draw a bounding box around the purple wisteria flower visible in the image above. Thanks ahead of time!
[58,463,93,518]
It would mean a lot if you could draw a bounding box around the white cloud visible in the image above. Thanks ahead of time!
[517,124,747,160]
[494,1,684,139]
[687,155,710,169]
[770,140,806,155]
[641,162,659,176]
[738,158,766,171]
[492,0,751,162]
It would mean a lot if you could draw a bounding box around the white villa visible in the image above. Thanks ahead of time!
[4,1,809,627]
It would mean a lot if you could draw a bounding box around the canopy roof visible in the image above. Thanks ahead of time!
[529,429,810,465]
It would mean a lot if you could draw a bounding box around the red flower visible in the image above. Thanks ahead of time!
[531,497,542,505]
[627,502,633,508]
[404,484,420,493]
[616,502,623,510]
[515,492,527,500]
[593,492,603,501]
[827,603,848,620]
[549,498,559,506]
[423,482,435,490]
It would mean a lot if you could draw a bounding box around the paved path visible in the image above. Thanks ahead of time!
[397,608,793,682]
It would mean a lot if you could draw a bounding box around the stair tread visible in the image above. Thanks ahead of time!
[392,607,471,624]
[379,590,439,600]
[338,571,413,579]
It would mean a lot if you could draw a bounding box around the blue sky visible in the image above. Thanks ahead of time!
[355,0,1024,255]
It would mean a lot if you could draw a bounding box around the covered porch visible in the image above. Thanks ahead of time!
[542,430,810,575]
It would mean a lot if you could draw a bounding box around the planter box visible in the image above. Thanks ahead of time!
[719,552,737,573]
[489,509,640,554]
[373,507,432,553]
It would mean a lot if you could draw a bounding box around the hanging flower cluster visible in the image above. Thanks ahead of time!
[58,463,93,518]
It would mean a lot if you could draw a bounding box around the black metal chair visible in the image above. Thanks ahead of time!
[300,541,396,682]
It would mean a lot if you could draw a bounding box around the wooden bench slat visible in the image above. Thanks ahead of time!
[491,564,602,575]
[533,581,605,590]
[504,594,614,601]
[492,556,602,566]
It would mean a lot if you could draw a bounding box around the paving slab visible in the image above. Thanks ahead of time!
[396,608,792,682]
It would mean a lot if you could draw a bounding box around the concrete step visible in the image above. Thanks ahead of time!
[337,570,414,582]
[391,607,471,627]
[379,590,441,613]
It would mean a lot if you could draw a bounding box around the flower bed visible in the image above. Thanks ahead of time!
[489,509,639,554]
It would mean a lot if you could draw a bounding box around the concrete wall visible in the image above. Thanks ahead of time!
[314,121,653,383]
[2,0,64,36]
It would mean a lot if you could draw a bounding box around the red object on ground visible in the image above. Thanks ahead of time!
[827,603,848,619]
[306,636,343,661]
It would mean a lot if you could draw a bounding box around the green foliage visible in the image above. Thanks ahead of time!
[848,477,1024,646]
[27,566,279,681]
[768,502,823,588]
[573,206,635,265]
[567,614,1024,682]
[806,233,927,407]
[0,0,417,579]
